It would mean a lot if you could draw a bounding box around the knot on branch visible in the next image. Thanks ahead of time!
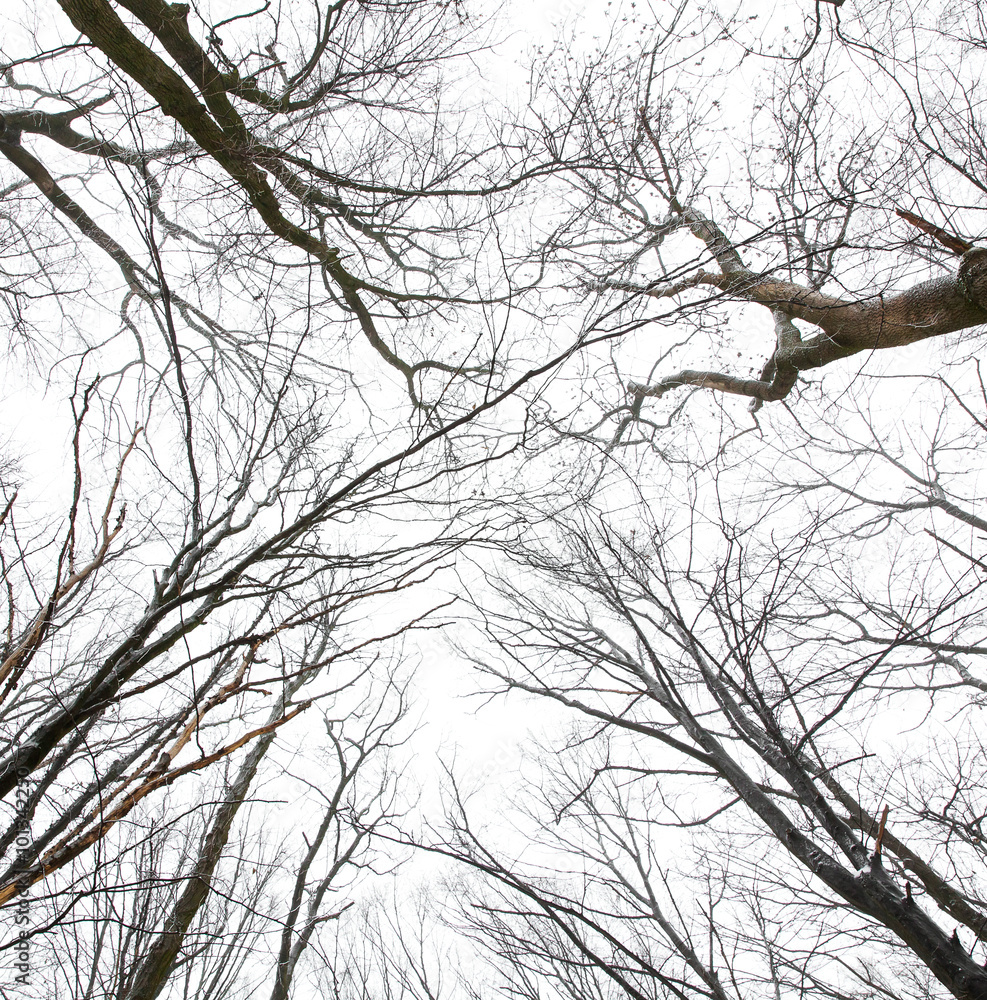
[959,247,987,311]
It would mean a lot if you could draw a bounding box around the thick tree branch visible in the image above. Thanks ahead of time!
[616,246,987,405]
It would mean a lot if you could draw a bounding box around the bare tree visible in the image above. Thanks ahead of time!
[6,1,987,998]
[0,0,581,994]
[424,7,987,997]
[0,0,578,408]
[437,376,987,1000]
[529,0,987,422]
